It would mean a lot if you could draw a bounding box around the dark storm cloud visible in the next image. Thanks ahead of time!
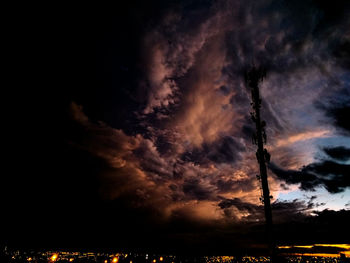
[269,162,317,190]
[68,102,259,211]
[323,146,350,161]
[218,197,258,211]
[207,136,245,164]
[325,102,350,135]
[216,197,343,245]
[261,0,349,72]
[181,135,245,165]
[269,160,350,193]
[215,177,255,194]
[271,199,315,222]
[182,177,216,201]
[133,138,174,181]
[315,86,350,134]
[218,197,262,222]
[218,197,320,223]
[333,40,350,70]
[224,0,330,73]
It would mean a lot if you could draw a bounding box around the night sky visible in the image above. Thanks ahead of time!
[3,0,350,255]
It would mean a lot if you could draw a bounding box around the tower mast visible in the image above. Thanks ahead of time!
[245,66,275,258]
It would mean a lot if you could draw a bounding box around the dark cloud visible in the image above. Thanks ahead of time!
[333,40,350,70]
[217,197,261,222]
[218,197,350,244]
[218,197,259,211]
[223,0,350,74]
[269,162,318,191]
[182,177,216,201]
[218,85,230,96]
[215,177,255,194]
[269,160,350,193]
[271,199,313,222]
[133,139,174,181]
[218,197,321,223]
[181,136,245,165]
[326,103,350,135]
[323,146,350,161]
[316,88,350,135]
[207,136,245,164]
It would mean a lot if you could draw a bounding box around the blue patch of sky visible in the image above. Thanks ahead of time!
[276,187,350,211]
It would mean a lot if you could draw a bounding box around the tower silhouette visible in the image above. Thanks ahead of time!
[245,66,276,260]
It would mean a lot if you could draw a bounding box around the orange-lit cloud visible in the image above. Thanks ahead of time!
[275,130,331,147]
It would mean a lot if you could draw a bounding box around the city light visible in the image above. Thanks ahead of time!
[4,248,350,262]
[50,254,58,262]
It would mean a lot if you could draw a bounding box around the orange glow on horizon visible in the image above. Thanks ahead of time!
[112,257,119,263]
[278,244,350,258]
[294,245,314,249]
[286,253,340,258]
[278,246,292,249]
[160,256,163,261]
[314,244,350,250]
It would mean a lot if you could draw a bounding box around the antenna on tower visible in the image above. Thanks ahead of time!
[245,66,276,261]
